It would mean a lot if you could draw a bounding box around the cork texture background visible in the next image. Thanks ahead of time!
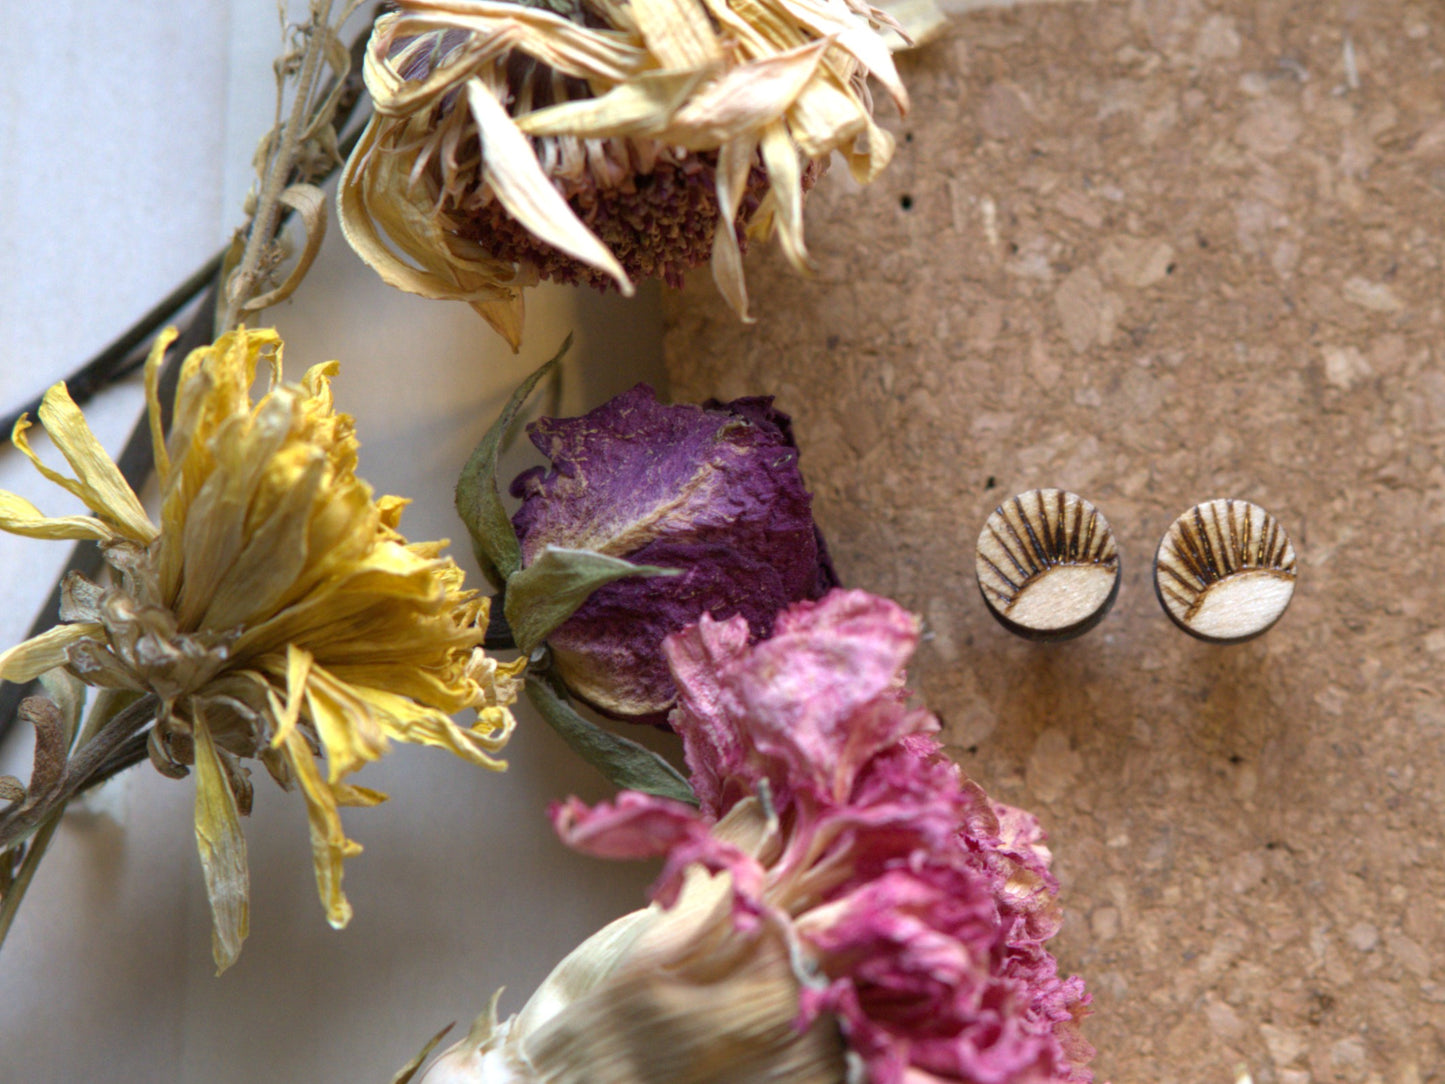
[661,2,1445,1081]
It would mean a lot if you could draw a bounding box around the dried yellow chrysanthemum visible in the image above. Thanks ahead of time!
[0,327,521,971]
[338,0,909,348]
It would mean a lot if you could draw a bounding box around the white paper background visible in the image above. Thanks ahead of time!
[0,4,668,1078]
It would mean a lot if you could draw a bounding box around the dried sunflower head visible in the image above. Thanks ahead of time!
[338,0,909,348]
[0,327,522,970]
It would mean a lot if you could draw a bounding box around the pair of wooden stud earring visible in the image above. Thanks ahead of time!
[975,489,1298,644]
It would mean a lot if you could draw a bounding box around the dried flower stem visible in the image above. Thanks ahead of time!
[0,809,61,950]
[0,693,158,955]
[0,695,158,855]
[0,15,374,750]
[219,0,335,331]
[0,254,223,448]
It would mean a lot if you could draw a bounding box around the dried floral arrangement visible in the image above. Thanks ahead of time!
[0,2,1099,1081]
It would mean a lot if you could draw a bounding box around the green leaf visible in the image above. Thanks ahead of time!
[525,675,696,805]
[504,546,680,656]
[454,334,572,589]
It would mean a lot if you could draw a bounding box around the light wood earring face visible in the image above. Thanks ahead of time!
[1154,498,1297,644]
[975,488,1121,642]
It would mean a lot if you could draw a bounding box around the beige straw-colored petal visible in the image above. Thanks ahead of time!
[758,120,811,271]
[337,119,524,307]
[337,123,463,299]
[472,294,527,351]
[628,0,724,69]
[704,0,808,54]
[773,0,908,107]
[708,134,761,321]
[869,0,948,48]
[373,5,643,108]
[465,80,633,294]
[515,70,708,140]
[662,38,830,148]
[848,113,896,183]
[784,74,870,158]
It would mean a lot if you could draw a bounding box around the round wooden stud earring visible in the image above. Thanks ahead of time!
[975,488,1121,642]
[1154,498,1297,644]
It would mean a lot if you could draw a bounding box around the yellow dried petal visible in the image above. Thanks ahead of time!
[303,664,391,783]
[334,783,388,808]
[371,687,512,770]
[0,623,105,684]
[0,491,115,542]
[193,709,251,974]
[0,321,517,955]
[279,727,362,930]
[267,643,313,747]
[32,384,156,543]
[145,326,180,479]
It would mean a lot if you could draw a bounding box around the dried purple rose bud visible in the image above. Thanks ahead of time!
[509,385,837,722]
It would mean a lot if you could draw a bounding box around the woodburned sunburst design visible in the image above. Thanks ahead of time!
[975,488,1120,641]
[1154,498,1297,644]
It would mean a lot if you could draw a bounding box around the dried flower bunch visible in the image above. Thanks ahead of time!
[0,327,520,970]
[413,591,1096,1083]
[6,8,1111,1079]
[339,0,909,347]
[509,385,837,721]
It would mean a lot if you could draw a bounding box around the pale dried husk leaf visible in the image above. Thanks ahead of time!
[420,800,846,1084]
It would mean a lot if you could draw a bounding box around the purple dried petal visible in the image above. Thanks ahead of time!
[511,385,832,719]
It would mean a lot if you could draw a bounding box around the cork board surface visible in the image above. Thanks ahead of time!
[661,2,1445,1081]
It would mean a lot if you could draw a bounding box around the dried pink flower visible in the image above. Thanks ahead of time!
[554,589,1098,1084]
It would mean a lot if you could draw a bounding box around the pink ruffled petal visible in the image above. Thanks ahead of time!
[737,591,925,804]
[664,590,930,811]
[551,791,764,913]
[562,591,1098,1083]
[663,611,755,816]
[551,792,706,860]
